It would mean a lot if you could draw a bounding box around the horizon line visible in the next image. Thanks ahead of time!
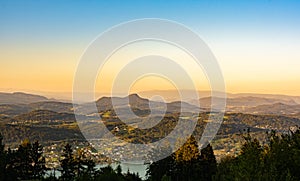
[1,89,300,98]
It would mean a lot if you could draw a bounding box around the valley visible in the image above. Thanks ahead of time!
[0,91,300,166]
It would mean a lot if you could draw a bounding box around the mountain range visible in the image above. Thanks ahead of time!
[138,90,300,104]
[0,91,300,151]
[1,91,300,117]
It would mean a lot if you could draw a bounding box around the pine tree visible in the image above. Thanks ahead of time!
[15,138,33,180]
[146,143,173,181]
[238,132,264,180]
[74,149,85,178]
[214,130,264,180]
[95,165,123,181]
[124,170,142,181]
[116,165,122,176]
[199,143,217,181]
[171,136,201,181]
[5,148,18,180]
[84,158,96,178]
[173,136,200,163]
[31,141,46,179]
[213,155,237,181]
[60,143,75,180]
[0,133,6,180]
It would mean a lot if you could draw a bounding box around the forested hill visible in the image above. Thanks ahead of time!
[0,92,49,104]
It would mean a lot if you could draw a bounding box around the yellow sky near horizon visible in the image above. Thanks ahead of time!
[1,37,300,96]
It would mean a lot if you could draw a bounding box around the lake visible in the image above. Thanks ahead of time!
[47,162,148,179]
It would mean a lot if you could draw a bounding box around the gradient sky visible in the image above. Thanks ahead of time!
[1,0,300,96]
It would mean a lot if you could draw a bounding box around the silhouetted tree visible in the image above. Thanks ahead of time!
[147,136,218,181]
[73,149,85,178]
[5,148,18,180]
[199,143,217,181]
[215,129,265,180]
[261,130,300,180]
[2,138,46,180]
[31,140,46,179]
[213,155,237,180]
[124,169,142,181]
[94,165,123,181]
[116,164,122,176]
[0,133,6,180]
[60,143,75,180]
[146,143,173,181]
[214,129,300,181]
[84,158,97,178]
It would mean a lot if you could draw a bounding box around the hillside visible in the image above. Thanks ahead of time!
[192,96,297,113]
[28,101,74,113]
[0,92,299,153]
[14,109,76,122]
[0,92,49,104]
[244,103,300,117]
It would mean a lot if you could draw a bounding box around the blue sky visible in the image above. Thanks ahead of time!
[1,0,300,95]
[1,0,300,45]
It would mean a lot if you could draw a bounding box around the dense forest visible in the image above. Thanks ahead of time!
[0,128,300,181]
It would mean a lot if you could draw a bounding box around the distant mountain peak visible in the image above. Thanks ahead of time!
[128,93,140,98]
[96,94,146,102]
[128,93,147,101]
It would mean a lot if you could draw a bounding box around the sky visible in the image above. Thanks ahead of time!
[1,0,300,97]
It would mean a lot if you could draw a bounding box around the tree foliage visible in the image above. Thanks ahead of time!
[214,129,300,181]
[147,136,217,181]
[2,139,46,180]
[1,128,300,181]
